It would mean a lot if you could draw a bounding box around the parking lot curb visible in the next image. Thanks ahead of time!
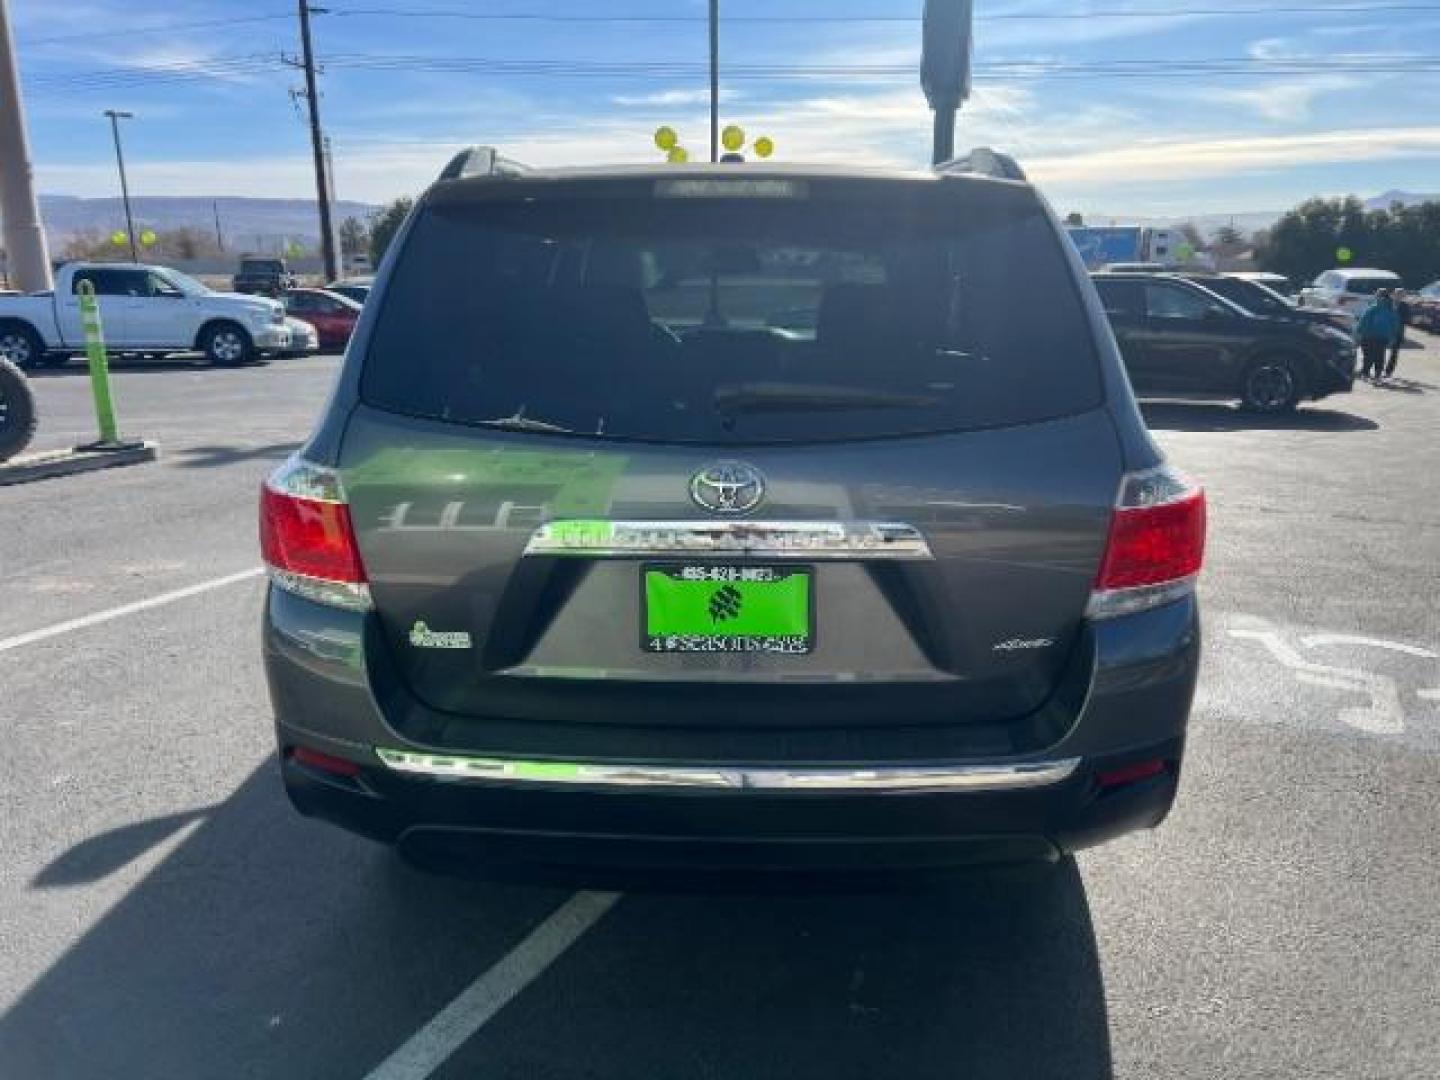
[0,442,159,487]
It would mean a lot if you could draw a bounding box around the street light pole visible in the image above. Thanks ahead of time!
[708,0,719,163]
[103,109,138,262]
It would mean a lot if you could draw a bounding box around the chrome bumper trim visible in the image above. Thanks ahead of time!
[374,748,1081,792]
[523,520,933,560]
[266,567,373,612]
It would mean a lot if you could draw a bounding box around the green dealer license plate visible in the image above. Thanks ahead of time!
[643,564,813,654]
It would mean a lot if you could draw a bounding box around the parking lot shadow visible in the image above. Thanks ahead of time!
[1370,377,1429,394]
[1141,401,1379,433]
[32,807,214,888]
[5,758,1110,1080]
[173,441,301,468]
[441,858,1112,1080]
[25,357,272,378]
[0,758,570,1080]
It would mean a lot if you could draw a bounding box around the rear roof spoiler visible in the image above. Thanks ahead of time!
[934,147,1027,182]
[438,146,533,182]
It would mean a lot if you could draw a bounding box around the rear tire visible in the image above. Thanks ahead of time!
[0,357,38,462]
[0,323,44,371]
[201,322,252,366]
[1241,356,1303,413]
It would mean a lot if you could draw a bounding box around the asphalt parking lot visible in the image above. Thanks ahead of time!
[2,341,1438,1078]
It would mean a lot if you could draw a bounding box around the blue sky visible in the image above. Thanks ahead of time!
[12,0,1440,215]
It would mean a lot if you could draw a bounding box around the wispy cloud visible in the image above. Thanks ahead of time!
[612,88,739,108]
[1248,36,1300,61]
[976,11,1213,52]
[1186,74,1366,123]
[1027,126,1440,186]
[52,40,266,87]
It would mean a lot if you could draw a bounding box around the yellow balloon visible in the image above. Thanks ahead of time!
[654,126,678,151]
[110,230,126,245]
[667,146,689,163]
[753,136,774,159]
[140,229,157,246]
[721,124,745,151]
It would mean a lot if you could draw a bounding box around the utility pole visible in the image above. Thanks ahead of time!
[0,0,52,292]
[708,0,719,163]
[103,110,138,261]
[213,200,225,252]
[296,0,337,280]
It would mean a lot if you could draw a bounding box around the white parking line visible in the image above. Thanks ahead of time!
[364,890,620,1080]
[1301,633,1439,659]
[0,567,264,655]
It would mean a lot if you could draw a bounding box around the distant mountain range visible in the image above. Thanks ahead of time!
[25,189,1440,250]
[1362,189,1438,210]
[35,195,381,252]
[1081,190,1439,239]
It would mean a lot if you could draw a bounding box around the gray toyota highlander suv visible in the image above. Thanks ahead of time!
[261,148,1206,877]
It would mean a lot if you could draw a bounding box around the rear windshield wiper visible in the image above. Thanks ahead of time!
[713,382,938,415]
[474,410,574,434]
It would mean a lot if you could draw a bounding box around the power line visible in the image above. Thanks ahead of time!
[18,3,1440,48]
[295,51,1440,79]
[334,3,1440,21]
[25,49,1440,95]
[23,54,287,91]
[20,13,293,47]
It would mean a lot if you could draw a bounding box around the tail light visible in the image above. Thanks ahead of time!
[1096,758,1168,789]
[260,456,371,611]
[290,745,364,778]
[1087,464,1206,619]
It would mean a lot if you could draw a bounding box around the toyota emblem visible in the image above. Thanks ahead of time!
[689,461,765,515]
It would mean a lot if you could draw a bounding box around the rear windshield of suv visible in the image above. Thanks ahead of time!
[1199,277,1288,314]
[361,179,1102,443]
[242,259,283,273]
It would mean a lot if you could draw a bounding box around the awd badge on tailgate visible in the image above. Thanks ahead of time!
[409,621,472,650]
[690,461,765,515]
[993,637,1055,652]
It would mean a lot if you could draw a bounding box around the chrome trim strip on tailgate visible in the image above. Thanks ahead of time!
[374,748,1080,792]
[522,520,933,559]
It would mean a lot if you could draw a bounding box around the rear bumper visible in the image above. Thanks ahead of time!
[279,738,1181,875]
[1312,357,1355,398]
[265,586,1199,875]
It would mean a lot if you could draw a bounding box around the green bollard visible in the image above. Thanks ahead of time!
[75,279,138,450]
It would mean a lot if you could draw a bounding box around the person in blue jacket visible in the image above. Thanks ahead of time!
[1354,289,1401,382]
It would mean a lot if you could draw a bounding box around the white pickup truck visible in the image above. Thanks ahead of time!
[0,262,290,369]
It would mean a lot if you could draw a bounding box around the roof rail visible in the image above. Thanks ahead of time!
[438,146,533,182]
[934,146,1027,182]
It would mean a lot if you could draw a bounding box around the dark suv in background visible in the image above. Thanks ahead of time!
[232,257,297,298]
[261,150,1206,880]
[1093,272,1356,412]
